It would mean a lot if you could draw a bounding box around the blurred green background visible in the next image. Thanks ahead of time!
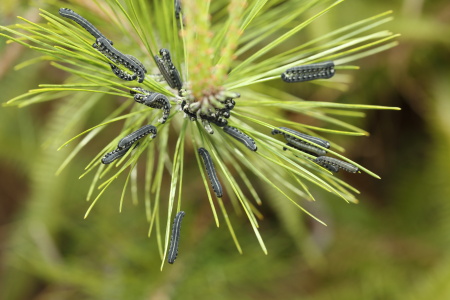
[1,0,450,299]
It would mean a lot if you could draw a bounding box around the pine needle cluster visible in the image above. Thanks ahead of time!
[0,0,399,266]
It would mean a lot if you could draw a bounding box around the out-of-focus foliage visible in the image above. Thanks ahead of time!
[1,0,449,299]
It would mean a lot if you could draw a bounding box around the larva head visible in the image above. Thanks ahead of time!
[159,48,171,61]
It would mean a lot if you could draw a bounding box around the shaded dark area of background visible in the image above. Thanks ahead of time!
[1,0,450,299]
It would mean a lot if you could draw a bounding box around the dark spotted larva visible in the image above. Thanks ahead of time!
[314,156,359,173]
[155,48,183,90]
[101,144,132,164]
[154,55,174,87]
[167,211,185,264]
[59,8,113,45]
[223,126,257,151]
[198,147,223,198]
[281,61,335,83]
[117,125,157,149]
[131,88,171,124]
[93,37,146,83]
[168,211,185,264]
